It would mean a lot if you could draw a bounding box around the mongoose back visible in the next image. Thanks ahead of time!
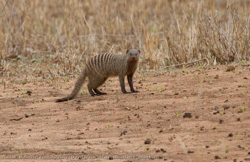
[56,49,140,102]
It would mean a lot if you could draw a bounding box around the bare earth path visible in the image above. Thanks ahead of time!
[1,65,250,162]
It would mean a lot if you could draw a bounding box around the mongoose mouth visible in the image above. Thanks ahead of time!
[130,57,138,61]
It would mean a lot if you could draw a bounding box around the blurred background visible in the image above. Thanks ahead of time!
[0,0,250,76]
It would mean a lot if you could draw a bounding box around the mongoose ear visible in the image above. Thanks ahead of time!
[137,50,140,53]
[126,49,130,54]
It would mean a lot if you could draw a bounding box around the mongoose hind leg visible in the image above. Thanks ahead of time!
[87,84,96,96]
[94,89,107,95]
[93,77,107,95]
[88,75,107,96]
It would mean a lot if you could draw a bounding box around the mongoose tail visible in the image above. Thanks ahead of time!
[56,70,87,102]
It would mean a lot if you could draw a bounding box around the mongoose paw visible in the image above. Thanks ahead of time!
[99,92,107,95]
[122,91,128,94]
[131,90,139,93]
[95,92,107,96]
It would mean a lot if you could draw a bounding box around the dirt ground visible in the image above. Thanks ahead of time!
[1,65,250,162]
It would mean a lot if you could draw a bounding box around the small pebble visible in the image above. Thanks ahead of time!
[215,155,221,159]
[26,90,32,96]
[120,130,127,136]
[222,105,230,110]
[144,138,151,144]
[183,112,192,118]
[161,148,166,153]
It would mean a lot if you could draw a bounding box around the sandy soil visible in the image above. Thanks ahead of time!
[0,65,250,162]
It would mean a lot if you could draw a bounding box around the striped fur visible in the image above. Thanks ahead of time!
[56,49,140,102]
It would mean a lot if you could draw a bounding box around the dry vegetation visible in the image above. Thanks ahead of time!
[0,0,250,79]
[1,1,250,161]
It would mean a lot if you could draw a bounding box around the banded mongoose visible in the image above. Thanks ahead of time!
[56,49,140,102]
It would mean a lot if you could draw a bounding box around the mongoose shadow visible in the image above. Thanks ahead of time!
[56,49,140,102]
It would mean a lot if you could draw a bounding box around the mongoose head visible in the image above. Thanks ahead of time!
[126,49,140,62]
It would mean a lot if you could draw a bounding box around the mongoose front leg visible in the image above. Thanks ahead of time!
[127,74,139,93]
[119,75,128,94]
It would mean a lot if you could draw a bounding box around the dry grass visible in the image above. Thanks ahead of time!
[0,0,250,77]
